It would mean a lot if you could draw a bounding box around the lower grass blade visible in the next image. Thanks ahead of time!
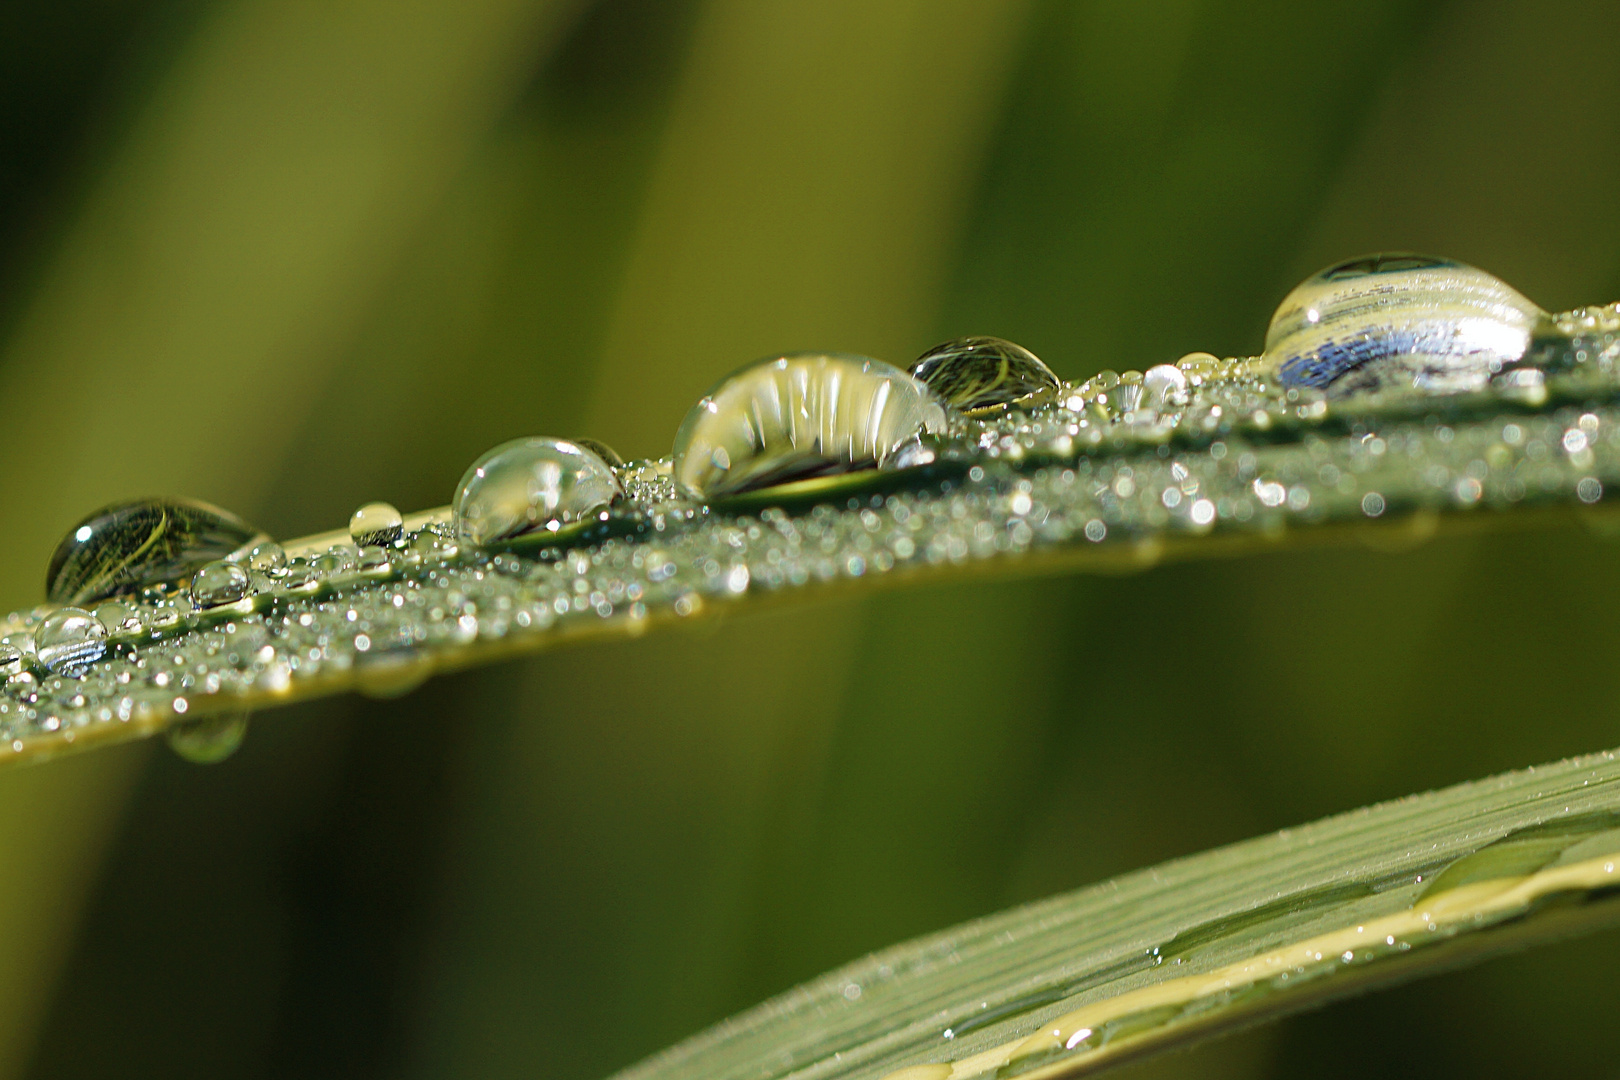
[610,745,1620,1080]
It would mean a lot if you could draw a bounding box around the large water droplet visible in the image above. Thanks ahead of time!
[35,608,107,675]
[672,352,948,499]
[189,560,250,607]
[1266,253,1545,397]
[909,336,1059,413]
[45,498,268,606]
[167,711,249,764]
[350,501,404,547]
[452,438,621,546]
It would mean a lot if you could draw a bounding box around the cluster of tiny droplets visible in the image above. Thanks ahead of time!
[2,313,1619,762]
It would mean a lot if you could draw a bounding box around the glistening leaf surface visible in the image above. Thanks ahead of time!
[609,746,1620,1080]
[3,302,1620,763]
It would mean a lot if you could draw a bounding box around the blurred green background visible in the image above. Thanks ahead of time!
[1,1,1618,1077]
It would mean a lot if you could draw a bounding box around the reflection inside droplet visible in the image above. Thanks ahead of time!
[350,502,404,547]
[35,608,107,675]
[909,336,1058,413]
[672,352,948,498]
[45,498,268,606]
[1265,253,1545,397]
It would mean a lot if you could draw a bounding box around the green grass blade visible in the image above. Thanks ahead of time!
[609,746,1620,1080]
[4,325,1620,763]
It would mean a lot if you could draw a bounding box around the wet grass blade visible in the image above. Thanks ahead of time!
[5,357,1620,764]
[609,746,1620,1080]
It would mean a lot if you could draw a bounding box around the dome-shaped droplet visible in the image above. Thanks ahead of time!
[909,337,1059,413]
[45,498,268,606]
[1265,253,1545,397]
[0,640,26,678]
[167,711,249,765]
[189,560,250,607]
[672,352,948,499]
[246,540,286,573]
[452,437,621,547]
[350,501,404,547]
[35,608,107,675]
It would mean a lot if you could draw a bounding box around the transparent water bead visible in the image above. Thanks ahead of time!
[246,539,286,573]
[909,336,1059,414]
[35,608,106,675]
[452,437,621,547]
[45,497,268,606]
[350,501,404,547]
[189,560,250,607]
[1266,253,1545,397]
[673,352,949,499]
[167,711,249,765]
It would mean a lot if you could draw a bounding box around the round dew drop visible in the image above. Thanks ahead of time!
[909,336,1059,413]
[1265,253,1546,398]
[167,711,249,765]
[35,608,107,675]
[350,501,404,547]
[44,497,268,606]
[672,352,948,499]
[190,560,250,607]
[452,437,621,546]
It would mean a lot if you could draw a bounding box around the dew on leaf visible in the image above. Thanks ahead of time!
[189,560,250,608]
[1265,252,1545,397]
[672,352,948,498]
[452,437,621,546]
[167,711,249,765]
[349,501,404,547]
[34,608,106,675]
[45,497,268,606]
[909,336,1058,414]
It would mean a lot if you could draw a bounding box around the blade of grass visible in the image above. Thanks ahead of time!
[608,744,1620,1080]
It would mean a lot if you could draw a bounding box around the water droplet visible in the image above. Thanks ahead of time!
[91,600,142,633]
[246,539,286,573]
[35,608,107,675]
[570,437,625,469]
[909,336,1059,413]
[1142,364,1189,408]
[0,641,26,677]
[1266,253,1544,397]
[672,353,948,498]
[313,545,359,576]
[350,501,404,547]
[189,560,250,607]
[45,498,268,606]
[167,711,249,764]
[452,437,621,546]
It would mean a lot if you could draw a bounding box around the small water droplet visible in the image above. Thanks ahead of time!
[313,545,359,576]
[45,498,268,606]
[909,336,1058,413]
[91,600,141,633]
[452,437,621,546]
[189,560,250,607]
[35,608,107,675]
[0,641,26,677]
[350,502,404,547]
[167,711,249,764]
[1142,364,1189,408]
[1266,253,1544,397]
[672,353,948,498]
[246,539,286,573]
